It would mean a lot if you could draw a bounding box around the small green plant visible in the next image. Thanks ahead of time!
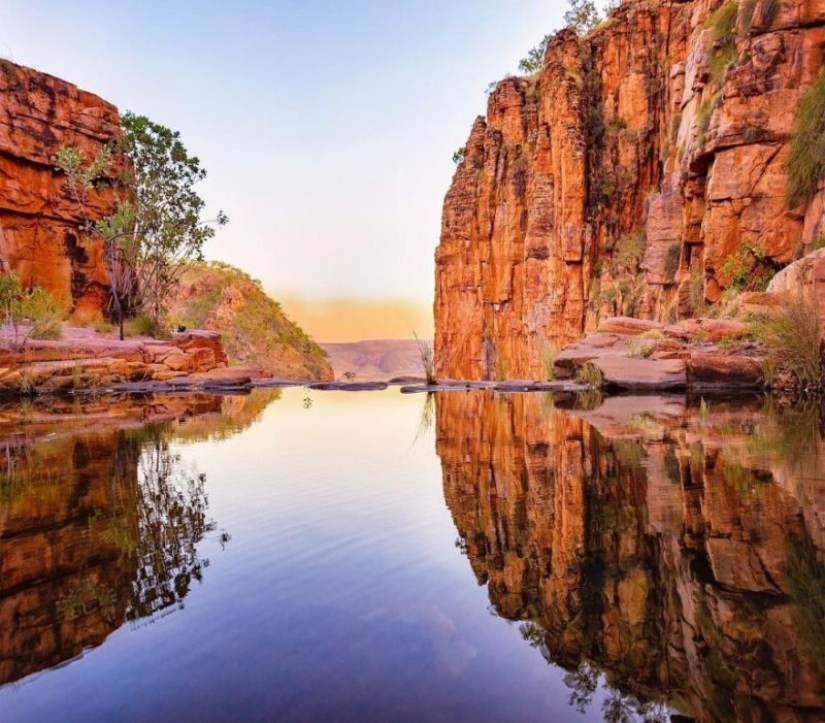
[125,312,163,338]
[717,334,737,349]
[757,285,823,391]
[576,361,603,387]
[688,271,706,316]
[697,92,722,143]
[664,243,681,281]
[452,147,465,165]
[0,272,65,350]
[720,239,769,291]
[414,332,436,385]
[707,1,738,41]
[542,342,557,381]
[787,73,825,207]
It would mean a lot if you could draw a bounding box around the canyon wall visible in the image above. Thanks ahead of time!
[436,392,825,721]
[0,60,124,316]
[435,0,825,379]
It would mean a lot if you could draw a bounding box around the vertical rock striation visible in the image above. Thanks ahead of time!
[0,60,124,315]
[435,0,825,379]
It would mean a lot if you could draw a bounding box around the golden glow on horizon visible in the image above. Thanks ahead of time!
[278,295,433,343]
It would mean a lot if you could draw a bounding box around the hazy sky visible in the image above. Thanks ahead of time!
[0,1,571,311]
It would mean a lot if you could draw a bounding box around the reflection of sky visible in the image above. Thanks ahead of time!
[2,388,611,722]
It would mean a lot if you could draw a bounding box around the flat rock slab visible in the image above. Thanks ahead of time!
[597,356,687,390]
[308,381,389,391]
[572,395,688,438]
[597,317,664,336]
[687,353,764,388]
[388,376,427,385]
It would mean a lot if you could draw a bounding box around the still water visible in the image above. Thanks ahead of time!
[0,388,823,722]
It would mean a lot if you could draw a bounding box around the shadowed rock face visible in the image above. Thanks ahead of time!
[436,392,825,722]
[435,0,825,380]
[0,390,279,687]
[0,59,125,315]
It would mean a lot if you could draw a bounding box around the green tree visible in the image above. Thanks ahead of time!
[518,34,550,74]
[54,112,227,338]
[120,112,227,333]
[564,0,603,34]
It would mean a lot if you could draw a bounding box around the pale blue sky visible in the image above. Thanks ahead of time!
[0,1,569,304]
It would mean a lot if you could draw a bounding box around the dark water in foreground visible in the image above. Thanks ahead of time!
[0,388,823,722]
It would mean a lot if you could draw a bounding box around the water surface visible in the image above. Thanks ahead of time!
[0,389,823,722]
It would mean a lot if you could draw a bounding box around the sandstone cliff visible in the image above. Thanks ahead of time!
[0,60,124,316]
[167,262,334,380]
[435,0,825,379]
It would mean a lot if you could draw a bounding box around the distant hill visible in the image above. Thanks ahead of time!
[320,339,426,381]
[167,262,333,380]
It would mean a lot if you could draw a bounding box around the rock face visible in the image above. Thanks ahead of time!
[435,0,825,379]
[436,391,825,721]
[0,60,124,315]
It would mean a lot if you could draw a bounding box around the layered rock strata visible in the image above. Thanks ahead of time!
[0,329,230,395]
[435,0,825,379]
[0,60,124,315]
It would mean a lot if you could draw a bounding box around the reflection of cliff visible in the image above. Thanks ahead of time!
[437,392,825,722]
[0,391,277,688]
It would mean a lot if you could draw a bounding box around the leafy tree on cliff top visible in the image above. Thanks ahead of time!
[518,1,621,74]
[55,113,227,338]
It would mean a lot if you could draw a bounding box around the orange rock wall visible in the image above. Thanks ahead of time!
[435,0,825,379]
[0,60,123,315]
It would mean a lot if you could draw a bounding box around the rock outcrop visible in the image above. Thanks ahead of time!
[0,60,124,315]
[435,0,825,380]
[436,391,825,721]
[167,262,333,380]
[0,327,230,395]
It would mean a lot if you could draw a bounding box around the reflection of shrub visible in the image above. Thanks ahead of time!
[785,532,825,672]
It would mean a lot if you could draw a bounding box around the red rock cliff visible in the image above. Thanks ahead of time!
[0,60,123,316]
[435,0,825,379]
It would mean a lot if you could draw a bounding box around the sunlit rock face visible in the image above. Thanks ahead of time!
[0,60,125,315]
[436,392,825,721]
[435,0,825,379]
[0,391,279,687]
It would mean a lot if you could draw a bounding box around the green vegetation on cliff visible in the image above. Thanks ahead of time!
[167,261,332,380]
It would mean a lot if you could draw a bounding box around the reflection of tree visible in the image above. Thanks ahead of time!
[563,662,598,714]
[122,425,218,622]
